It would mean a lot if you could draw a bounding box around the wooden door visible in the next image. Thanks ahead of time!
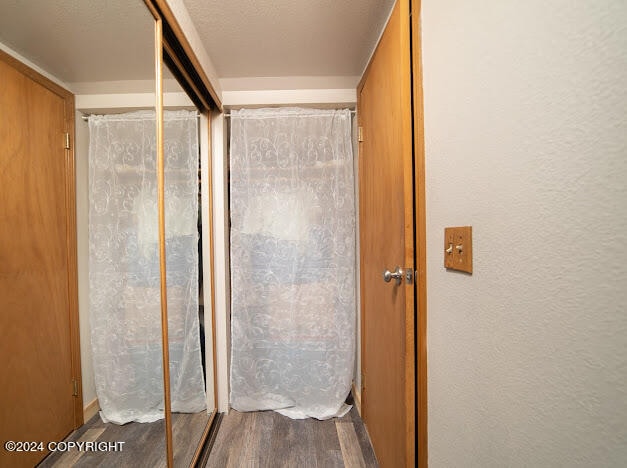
[358,0,416,466]
[0,50,81,467]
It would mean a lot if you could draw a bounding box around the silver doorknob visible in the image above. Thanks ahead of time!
[383,266,403,285]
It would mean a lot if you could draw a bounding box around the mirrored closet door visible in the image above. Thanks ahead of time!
[158,66,216,467]
[0,1,185,467]
[0,0,220,465]
[157,8,222,460]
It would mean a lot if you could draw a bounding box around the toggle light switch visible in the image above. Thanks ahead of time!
[444,226,473,274]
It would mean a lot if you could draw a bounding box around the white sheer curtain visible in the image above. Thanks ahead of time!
[229,107,356,420]
[88,110,205,424]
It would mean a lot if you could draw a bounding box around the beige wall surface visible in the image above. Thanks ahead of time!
[421,1,627,466]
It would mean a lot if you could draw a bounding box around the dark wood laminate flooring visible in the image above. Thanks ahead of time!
[39,412,209,467]
[205,406,378,468]
[37,407,377,467]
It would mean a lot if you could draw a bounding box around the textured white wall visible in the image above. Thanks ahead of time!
[221,89,356,108]
[421,1,627,466]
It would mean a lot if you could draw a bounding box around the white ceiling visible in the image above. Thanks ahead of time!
[0,0,395,90]
[183,0,395,79]
[0,0,155,84]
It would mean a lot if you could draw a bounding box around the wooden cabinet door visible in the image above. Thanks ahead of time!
[0,50,81,468]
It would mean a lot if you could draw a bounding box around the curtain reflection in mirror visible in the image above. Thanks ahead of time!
[88,110,205,424]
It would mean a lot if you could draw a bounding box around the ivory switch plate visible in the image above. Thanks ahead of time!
[444,226,473,274]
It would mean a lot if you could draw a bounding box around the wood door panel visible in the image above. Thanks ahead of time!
[0,54,78,467]
[358,1,415,466]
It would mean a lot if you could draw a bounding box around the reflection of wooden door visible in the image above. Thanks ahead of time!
[0,50,81,467]
[358,0,418,466]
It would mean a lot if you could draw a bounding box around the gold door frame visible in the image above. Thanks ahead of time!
[143,1,223,465]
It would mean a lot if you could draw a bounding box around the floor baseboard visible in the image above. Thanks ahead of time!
[83,398,100,422]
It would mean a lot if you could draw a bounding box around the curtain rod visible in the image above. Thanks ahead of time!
[81,111,201,121]
[81,110,354,120]
[223,110,357,118]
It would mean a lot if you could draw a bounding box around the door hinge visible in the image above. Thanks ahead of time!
[64,133,71,150]
[361,373,365,390]
[72,379,79,397]
[358,126,364,142]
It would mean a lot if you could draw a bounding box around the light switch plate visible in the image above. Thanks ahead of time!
[444,226,473,274]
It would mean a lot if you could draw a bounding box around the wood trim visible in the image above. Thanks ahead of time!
[356,45,373,96]
[65,91,84,430]
[399,0,416,465]
[0,48,83,430]
[162,41,210,111]
[206,114,220,414]
[189,410,217,466]
[142,0,160,19]
[154,17,174,468]
[83,398,100,422]
[144,2,219,464]
[148,0,223,112]
[355,82,367,459]
[411,0,428,465]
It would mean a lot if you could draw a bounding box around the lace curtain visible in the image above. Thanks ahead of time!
[88,110,205,424]
[229,107,356,419]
